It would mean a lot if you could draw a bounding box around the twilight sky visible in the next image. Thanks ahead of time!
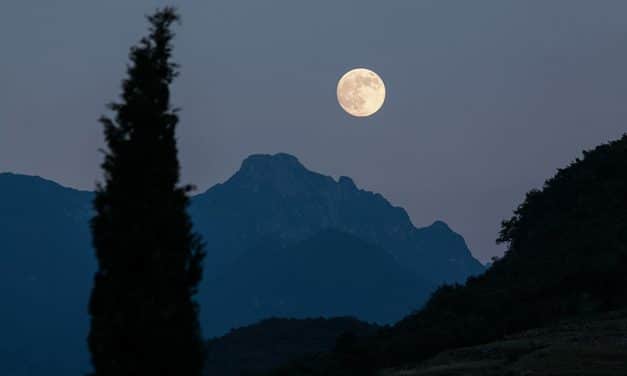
[2,1,627,262]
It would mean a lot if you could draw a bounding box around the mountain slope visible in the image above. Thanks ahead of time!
[384,310,627,376]
[205,317,378,376]
[202,230,432,336]
[0,154,483,374]
[190,153,484,285]
[373,134,627,368]
[0,173,94,375]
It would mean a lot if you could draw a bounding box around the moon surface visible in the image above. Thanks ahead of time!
[337,68,386,117]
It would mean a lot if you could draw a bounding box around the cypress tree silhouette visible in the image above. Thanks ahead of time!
[88,8,205,375]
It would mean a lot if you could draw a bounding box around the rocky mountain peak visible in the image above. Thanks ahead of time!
[428,220,453,232]
[238,153,305,175]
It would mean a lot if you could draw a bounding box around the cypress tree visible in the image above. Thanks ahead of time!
[88,7,205,375]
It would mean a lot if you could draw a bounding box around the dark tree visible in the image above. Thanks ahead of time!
[88,8,205,376]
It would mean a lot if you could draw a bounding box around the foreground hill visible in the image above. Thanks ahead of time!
[205,317,378,376]
[383,310,627,376]
[269,310,627,376]
[381,134,627,367]
[266,134,627,374]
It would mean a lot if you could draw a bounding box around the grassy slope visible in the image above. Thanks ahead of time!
[384,310,627,376]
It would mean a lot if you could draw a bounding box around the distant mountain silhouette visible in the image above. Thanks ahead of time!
[191,153,484,284]
[0,154,483,375]
[190,153,483,336]
[202,230,432,336]
[204,316,378,376]
[0,173,94,375]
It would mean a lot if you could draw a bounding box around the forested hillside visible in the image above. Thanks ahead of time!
[205,317,377,376]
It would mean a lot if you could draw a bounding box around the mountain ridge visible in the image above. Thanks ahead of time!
[0,154,483,375]
[192,153,484,286]
[264,134,627,375]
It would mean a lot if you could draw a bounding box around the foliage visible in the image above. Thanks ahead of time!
[204,317,378,376]
[377,134,627,367]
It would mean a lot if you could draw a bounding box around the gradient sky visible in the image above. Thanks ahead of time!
[2,1,627,262]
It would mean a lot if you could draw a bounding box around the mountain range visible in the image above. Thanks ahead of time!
[191,153,483,285]
[192,153,483,335]
[0,153,483,375]
[265,135,627,375]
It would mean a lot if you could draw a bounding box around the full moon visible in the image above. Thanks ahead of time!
[337,68,386,117]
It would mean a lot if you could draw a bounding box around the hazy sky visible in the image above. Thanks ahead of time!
[2,1,627,262]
